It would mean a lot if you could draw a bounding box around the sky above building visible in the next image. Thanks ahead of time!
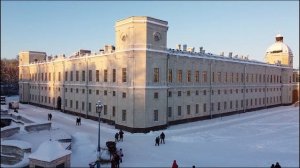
[1,1,299,68]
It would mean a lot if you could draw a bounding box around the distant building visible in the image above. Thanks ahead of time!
[19,16,296,133]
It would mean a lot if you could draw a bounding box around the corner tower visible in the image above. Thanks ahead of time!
[265,34,293,67]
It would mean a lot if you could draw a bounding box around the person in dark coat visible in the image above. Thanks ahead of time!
[271,164,275,168]
[155,136,160,146]
[48,113,50,120]
[172,160,178,168]
[49,113,52,121]
[274,162,281,168]
[113,153,120,168]
[78,117,81,125]
[76,117,79,125]
[117,148,123,163]
[119,130,124,141]
[115,132,119,142]
[160,132,165,144]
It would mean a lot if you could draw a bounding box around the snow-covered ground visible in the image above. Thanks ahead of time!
[1,96,299,167]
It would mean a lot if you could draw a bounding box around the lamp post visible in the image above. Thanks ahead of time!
[96,100,103,168]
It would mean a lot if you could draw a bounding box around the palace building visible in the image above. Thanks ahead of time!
[19,16,298,133]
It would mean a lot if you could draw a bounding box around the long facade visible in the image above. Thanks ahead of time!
[19,16,296,133]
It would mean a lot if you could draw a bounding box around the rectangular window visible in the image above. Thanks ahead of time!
[236,73,239,83]
[224,102,227,110]
[64,99,67,107]
[168,91,172,97]
[41,73,44,81]
[218,102,221,110]
[76,88,79,93]
[168,107,172,117]
[112,106,116,117]
[154,110,158,121]
[122,92,126,98]
[76,71,79,81]
[82,89,85,94]
[45,73,47,81]
[187,91,190,96]
[177,70,182,82]
[82,71,85,81]
[168,69,173,83]
[89,89,92,94]
[177,106,182,116]
[82,102,85,111]
[218,72,221,82]
[122,68,127,82]
[76,101,78,109]
[104,69,108,82]
[203,103,206,112]
[195,104,199,114]
[196,90,199,95]
[113,91,116,96]
[96,90,99,95]
[104,105,107,115]
[195,71,199,82]
[89,70,92,82]
[203,71,207,83]
[96,70,100,82]
[104,90,107,95]
[58,72,61,81]
[212,72,215,83]
[154,92,159,99]
[230,101,233,109]
[122,110,126,121]
[187,105,191,115]
[65,71,68,81]
[187,70,191,82]
[225,72,228,83]
[231,73,234,83]
[70,71,73,81]
[154,68,159,82]
[88,103,91,112]
[112,69,116,82]
[211,103,214,111]
[178,91,181,96]
[203,90,206,95]
[70,100,73,108]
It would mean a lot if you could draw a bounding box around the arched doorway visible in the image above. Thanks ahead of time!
[57,96,62,110]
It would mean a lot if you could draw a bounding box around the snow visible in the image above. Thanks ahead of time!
[1,95,299,167]
[1,140,31,149]
[29,140,71,162]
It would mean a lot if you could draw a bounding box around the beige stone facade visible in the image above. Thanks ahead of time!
[19,16,295,132]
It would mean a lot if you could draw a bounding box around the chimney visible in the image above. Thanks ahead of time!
[199,47,203,53]
[183,44,187,51]
[176,44,181,50]
[229,52,233,58]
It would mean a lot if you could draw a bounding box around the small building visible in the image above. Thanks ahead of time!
[28,140,71,168]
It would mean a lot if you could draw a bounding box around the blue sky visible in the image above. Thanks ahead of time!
[1,1,299,68]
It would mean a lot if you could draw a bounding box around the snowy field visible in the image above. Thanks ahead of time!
[1,96,299,167]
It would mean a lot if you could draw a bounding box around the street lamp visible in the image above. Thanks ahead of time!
[96,100,103,168]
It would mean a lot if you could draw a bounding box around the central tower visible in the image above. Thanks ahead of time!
[115,16,168,51]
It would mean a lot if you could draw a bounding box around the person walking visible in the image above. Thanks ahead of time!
[78,117,81,125]
[49,113,52,121]
[274,162,281,168]
[76,117,79,125]
[115,132,119,142]
[117,148,123,163]
[160,132,165,144]
[172,160,178,168]
[119,130,124,141]
[155,136,160,146]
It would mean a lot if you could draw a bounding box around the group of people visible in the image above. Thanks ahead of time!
[76,117,81,125]
[271,162,281,168]
[111,148,123,168]
[155,132,165,146]
[47,113,52,121]
[115,130,124,142]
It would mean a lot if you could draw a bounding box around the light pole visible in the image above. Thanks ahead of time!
[96,100,103,168]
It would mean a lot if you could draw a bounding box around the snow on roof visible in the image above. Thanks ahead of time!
[1,140,32,149]
[266,42,292,54]
[275,34,283,38]
[29,140,71,162]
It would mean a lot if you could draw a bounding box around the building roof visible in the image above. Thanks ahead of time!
[29,140,71,162]
[266,41,293,54]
